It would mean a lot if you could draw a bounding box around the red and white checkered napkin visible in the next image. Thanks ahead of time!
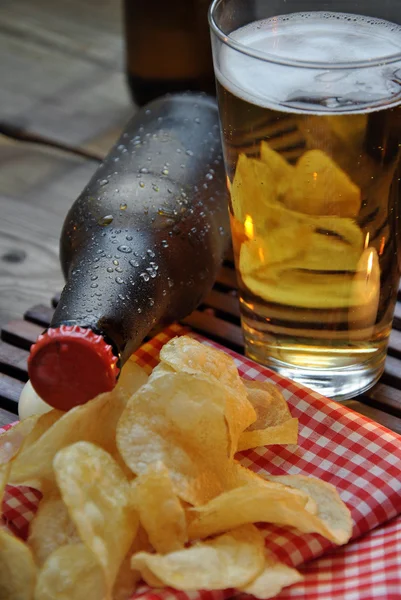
[2,324,401,599]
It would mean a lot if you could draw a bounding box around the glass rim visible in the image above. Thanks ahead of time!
[208,0,401,70]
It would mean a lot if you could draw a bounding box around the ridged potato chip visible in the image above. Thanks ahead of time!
[117,370,236,505]
[159,337,256,455]
[240,551,303,599]
[28,492,80,567]
[34,543,107,600]
[131,525,265,590]
[132,461,187,553]
[0,528,37,600]
[54,441,138,592]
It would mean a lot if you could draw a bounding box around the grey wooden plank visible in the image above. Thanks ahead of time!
[0,407,18,427]
[0,0,132,156]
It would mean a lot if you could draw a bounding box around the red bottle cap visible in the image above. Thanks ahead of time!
[28,325,120,411]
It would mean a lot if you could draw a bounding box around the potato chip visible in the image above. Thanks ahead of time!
[260,142,294,198]
[34,543,107,600]
[132,461,187,553]
[28,492,80,566]
[264,475,353,545]
[0,528,37,600]
[243,379,292,430]
[237,380,298,451]
[0,415,40,463]
[240,551,303,599]
[117,360,149,400]
[54,441,138,591]
[231,153,278,225]
[117,370,235,505]
[283,149,361,217]
[9,387,127,485]
[159,337,256,455]
[188,481,356,542]
[113,528,152,600]
[131,525,265,590]
[238,419,299,452]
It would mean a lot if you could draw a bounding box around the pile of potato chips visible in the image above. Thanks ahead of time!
[0,336,352,600]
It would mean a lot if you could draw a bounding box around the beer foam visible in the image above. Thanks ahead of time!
[216,12,401,113]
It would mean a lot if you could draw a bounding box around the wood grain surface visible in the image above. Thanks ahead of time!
[0,0,133,156]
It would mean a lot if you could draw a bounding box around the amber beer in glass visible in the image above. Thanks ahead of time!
[124,0,215,105]
[209,0,401,399]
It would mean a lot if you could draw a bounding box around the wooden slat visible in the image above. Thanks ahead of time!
[216,266,238,290]
[364,382,401,414]
[0,341,29,381]
[0,373,23,414]
[182,310,244,351]
[388,329,401,359]
[24,304,54,328]
[0,407,18,427]
[382,355,401,389]
[0,0,132,156]
[203,289,240,319]
[1,320,42,350]
[342,399,401,435]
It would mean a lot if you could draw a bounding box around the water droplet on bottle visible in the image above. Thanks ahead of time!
[91,275,98,281]
[107,267,113,273]
[119,203,127,211]
[194,117,200,124]
[113,259,119,266]
[99,179,109,186]
[115,267,123,273]
[113,157,119,163]
[162,289,167,296]
[140,167,149,174]
[139,181,145,188]
[140,272,150,282]
[148,298,155,307]
[152,184,159,192]
[168,278,174,288]
[115,277,124,284]
[90,283,98,288]
[129,259,140,268]
[161,240,169,248]
[205,173,213,181]
[117,144,125,151]
[98,215,113,226]
[147,249,156,258]
[137,307,142,313]
[145,109,151,115]
[126,235,133,241]
[117,245,132,254]
[185,149,194,156]
[176,148,182,153]
[161,168,169,175]
[219,226,226,236]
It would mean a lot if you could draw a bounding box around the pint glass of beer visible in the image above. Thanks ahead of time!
[209,0,401,400]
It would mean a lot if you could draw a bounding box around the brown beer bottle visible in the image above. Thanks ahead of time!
[123,0,215,105]
[28,94,229,411]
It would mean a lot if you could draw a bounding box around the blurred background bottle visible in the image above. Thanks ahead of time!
[123,0,215,105]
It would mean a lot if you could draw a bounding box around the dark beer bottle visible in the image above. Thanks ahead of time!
[28,94,229,411]
[123,0,215,105]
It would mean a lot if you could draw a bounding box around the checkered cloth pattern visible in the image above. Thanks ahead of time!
[2,324,401,599]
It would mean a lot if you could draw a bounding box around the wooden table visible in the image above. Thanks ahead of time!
[1,0,401,433]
